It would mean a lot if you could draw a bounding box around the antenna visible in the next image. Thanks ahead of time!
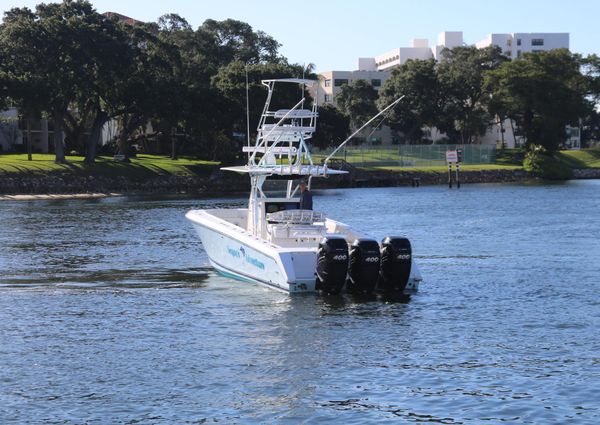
[302,63,305,98]
[245,63,250,147]
[324,95,405,166]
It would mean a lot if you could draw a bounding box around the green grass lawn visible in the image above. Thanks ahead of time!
[1,148,598,179]
[557,149,600,168]
[0,154,220,178]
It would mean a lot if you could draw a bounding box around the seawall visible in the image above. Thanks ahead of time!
[1,168,598,197]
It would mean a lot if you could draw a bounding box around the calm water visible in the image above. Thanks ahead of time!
[1,181,599,424]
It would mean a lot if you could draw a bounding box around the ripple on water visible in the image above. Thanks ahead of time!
[1,183,600,423]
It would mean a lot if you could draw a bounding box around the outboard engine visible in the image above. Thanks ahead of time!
[347,238,380,294]
[379,236,412,293]
[316,236,349,294]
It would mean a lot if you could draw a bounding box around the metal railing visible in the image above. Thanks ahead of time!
[313,144,497,168]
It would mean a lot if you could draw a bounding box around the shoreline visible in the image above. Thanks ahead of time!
[1,168,598,200]
[0,192,122,201]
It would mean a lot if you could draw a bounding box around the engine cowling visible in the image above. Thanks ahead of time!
[379,236,412,293]
[347,238,380,294]
[316,236,349,294]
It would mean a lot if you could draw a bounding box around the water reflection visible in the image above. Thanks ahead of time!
[0,267,211,289]
[1,182,599,423]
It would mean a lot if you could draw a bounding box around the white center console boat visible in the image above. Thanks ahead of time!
[186,78,422,294]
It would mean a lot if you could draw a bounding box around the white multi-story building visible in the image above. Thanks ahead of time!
[475,32,569,59]
[475,32,575,148]
[316,31,579,149]
[317,31,466,108]
[356,32,463,71]
[315,70,391,105]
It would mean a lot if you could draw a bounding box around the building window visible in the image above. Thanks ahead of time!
[371,79,381,87]
[507,39,512,47]
[324,79,331,87]
[532,38,544,46]
[324,94,332,103]
[517,50,522,58]
[334,79,348,87]
[517,38,522,46]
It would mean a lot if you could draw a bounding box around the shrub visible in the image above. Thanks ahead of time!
[523,145,572,180]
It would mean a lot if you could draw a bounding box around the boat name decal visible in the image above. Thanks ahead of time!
[227,246,265,270]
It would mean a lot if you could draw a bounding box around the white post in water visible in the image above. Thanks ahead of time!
[446,149,458,188]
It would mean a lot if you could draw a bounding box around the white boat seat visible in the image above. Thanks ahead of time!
[266,209,326,225]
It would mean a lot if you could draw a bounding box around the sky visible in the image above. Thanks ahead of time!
[1,0,599,72]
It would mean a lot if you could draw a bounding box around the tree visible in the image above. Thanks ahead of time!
[377,59,441,143]
[212,61,312,160]
[0,69,7,112]
[157,13,192,33]
[0,1,119,163]
[335,79,378,133]
[582,54,600,108]
[200,19,281,66]
[484,49,591,152]
[436,46,509,144]
[0,7,47,160]
[311,104,350,150]
[103,22,186,161]
[61,12,137,163]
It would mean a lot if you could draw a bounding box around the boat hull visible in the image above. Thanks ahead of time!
[187,210,317,293]
[186,209,422,294]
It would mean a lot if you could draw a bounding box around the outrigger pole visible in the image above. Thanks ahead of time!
[245,64,251,148]
[323,95,406,167]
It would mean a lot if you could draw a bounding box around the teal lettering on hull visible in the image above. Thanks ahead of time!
[226,246,265,270]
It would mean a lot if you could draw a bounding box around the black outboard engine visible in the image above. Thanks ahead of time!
[347,238,380,294]
[316,236,349,294]
[379,236,412,293]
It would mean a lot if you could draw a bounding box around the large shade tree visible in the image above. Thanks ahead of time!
[212,61,312,139]
[436,46,509,144]
[310,104,350,150]
[64,11,139,163]
[378,59,441,143]
[484,49,591,152]
[335,79,378,136]
[200,18,281,66]
[0,0,114,163]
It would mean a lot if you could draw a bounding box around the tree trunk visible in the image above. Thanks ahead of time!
[116,114,131,162]
[523,110,534,149]
[53,111,66,164]
[26,117,32,161]
[85,110,108,164]
[509,119,517,148]
[499,117,506,149]
[170,127,178,160]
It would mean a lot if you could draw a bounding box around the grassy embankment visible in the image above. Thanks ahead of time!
[0,149,599,178]
[367,148,600,173]
[0,154,219,178]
